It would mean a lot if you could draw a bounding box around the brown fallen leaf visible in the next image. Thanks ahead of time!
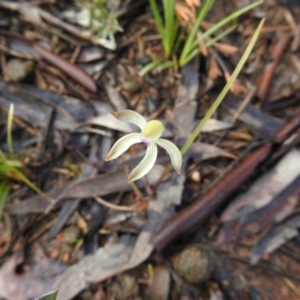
[208,56,222,80]
[55,234,136,300]
[105,82,127,111]
[175,2,195,24]
[0,79,82,130]
[185,0,201,8]
[224,72,247,96]
[251,212,300,264]
[221,149,300,223]
[223,94,284,138]
[216,173,300,246]
[0,252,66,300]
[213,43,238,57]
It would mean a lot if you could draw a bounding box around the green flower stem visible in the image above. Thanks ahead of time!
[180,18,265,157]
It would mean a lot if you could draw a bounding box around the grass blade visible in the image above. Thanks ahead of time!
[162,0,178,58]
[0,179,10,220]
[9,168,45,196]
[180,0,215,64]
[191,0,263,50]
[157,60,175,71]
[139,60,161,76]
[205,24,237,47]
[183,25,237,65]
[7,104,14,156]
[34,290,58,300]
[149,0,164,36]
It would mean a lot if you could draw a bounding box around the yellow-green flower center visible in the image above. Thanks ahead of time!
[142,120,164,141]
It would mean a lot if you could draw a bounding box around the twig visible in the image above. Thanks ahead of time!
[94,196,147,211]
[32,42,97,93]
[256,33,292,102]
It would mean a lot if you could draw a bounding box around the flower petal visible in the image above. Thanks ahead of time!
[156,138,182,174]
[105,133,142,161]
[112,110,147,130]
[128,144,157,182]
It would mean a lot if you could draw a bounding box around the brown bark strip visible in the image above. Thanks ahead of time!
[261,91,300,112]
[256,33,292,102]
[274,112,300,142]
[32,43,97,93]
[154,113,300,251]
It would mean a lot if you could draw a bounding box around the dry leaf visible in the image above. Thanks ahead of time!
[56,235,136,300]
[208,56,222,80]
[175,3,195,24]
[0,252,66,300]
[251,212,300,264]
[185,0,201,7]
[197,31,208,56]
[213,42,238,56]
[224,72,247,95]
[221,149,300,222]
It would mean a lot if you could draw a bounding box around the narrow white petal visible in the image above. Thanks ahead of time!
[112,110,147,130]
[128,144,157,182]
[156,139,182,174]
[105,133,142,161]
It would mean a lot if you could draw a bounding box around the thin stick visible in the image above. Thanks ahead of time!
[94,196,146,211]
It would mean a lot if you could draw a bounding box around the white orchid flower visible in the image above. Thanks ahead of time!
[105,110,182,182]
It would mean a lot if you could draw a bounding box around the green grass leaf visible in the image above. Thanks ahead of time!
[149,0,179,59]
[180,0,215,64]
[7,104,14,156]
[34,290,58,300]
[0,179,10,221]
[179,0,263,67]
[139,60,162,76]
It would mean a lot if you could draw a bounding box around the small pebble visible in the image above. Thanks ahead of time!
[137,55,151,66]
[122,78,142,92]
[107,273,140,300]
[63,226,81,244]
[0,17,10,27]
[4,59,35,82]
[172,244,220,284]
